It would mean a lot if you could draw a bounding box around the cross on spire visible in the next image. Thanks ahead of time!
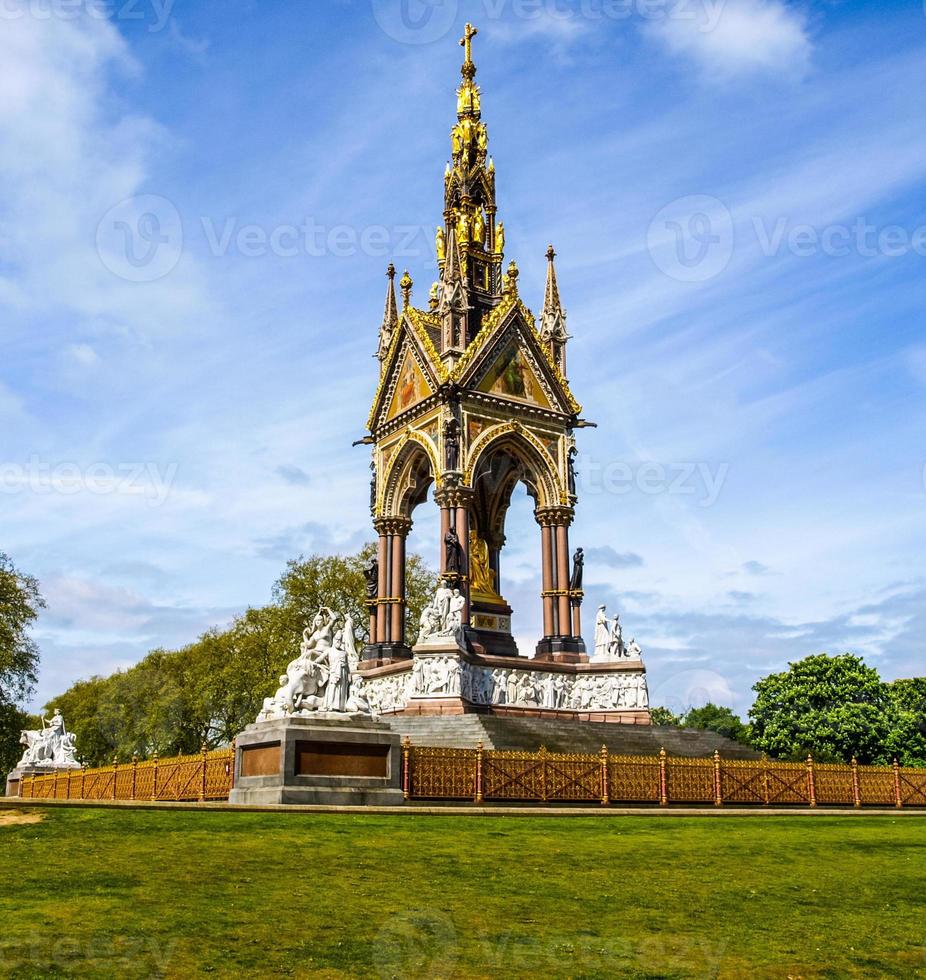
[460,23,478,65]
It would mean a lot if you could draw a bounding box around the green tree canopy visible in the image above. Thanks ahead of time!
[0,553,45,773]
[748,653,891,764]
[885,678,926,768]
[46,546,437,766]
[682,703,749,744]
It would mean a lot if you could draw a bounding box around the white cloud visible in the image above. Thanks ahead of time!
[649,0,812,80]
[65,343,100,367]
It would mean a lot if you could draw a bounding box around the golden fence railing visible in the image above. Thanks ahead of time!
[12,741,926,808]
[17,745,235,803]
[402,742,926,808]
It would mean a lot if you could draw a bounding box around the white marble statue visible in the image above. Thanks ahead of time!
[256,607,372,721]
[594,605,611,660]
[17,710,80,769]
[594,604,646,661]
[415,585,466,644]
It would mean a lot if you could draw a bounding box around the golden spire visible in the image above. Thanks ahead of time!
[460,22,478,66]
[399,269,413,309]
[540,245,571,375]
[377,263,398,364]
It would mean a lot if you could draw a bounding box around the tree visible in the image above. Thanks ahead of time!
[0,553,45,773]
[682,703,749,744]
[46,546,438,764]
[885,678,926,768]
[649,706,682,727]
[748,653,890,764]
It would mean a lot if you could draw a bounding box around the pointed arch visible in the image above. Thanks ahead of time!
[380,431,440,519]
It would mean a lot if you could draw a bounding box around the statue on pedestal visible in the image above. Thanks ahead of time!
[444,527,465,577]
[17,710,80,769]
[363,558,378,602]
[569,547,584,592]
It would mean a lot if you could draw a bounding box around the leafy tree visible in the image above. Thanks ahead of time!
[649,706,682,727]
[0,553,45,772]
[46,546,437,764]
[0,702,41,777]
[748,653,890,764]
[885,678,926,768]
[682,703,749,744]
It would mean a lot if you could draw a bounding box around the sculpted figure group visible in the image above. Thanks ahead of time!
[258,606,371,721]
[594,605,644,662]
[17,710,80,770]
[415,584,466,645]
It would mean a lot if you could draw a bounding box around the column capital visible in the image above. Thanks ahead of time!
[434,486,475,509]
[373,517,413,537]
[534,505,574,528]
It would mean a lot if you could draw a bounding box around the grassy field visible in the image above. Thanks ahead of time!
[0,807,924,979]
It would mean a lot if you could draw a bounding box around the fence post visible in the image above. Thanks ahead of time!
[658,748,668,806]
[851,757,860,807]
[762,754,770,806]
[80,767,86,799]
[599,745,610,806]
[229,740,237,795]
[893,758,903,809]
[402,737,411,800]
[131,755,138,801]
[475,741,484,803]
[152,753,159,801]
[199,742,208,802]
[806,755,816,807]
[112,756,119,801]
[53,768,59,800]
[65,768,72,800]
[713,750,722,806]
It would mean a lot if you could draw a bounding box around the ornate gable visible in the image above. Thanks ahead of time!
[454,298,580,416]
[368,313,443,431]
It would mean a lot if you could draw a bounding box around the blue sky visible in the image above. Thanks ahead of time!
[1,0,924,714]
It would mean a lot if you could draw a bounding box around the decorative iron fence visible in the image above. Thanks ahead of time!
[17,745,235,803]
[14,741,926,808]
[402,743,926,808]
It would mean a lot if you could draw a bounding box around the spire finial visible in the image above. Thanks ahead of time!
[460,23,478,71]
[377,264,399,362]
[399,270,413,309]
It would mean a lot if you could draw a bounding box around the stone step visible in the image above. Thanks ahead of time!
[384,715,760,759]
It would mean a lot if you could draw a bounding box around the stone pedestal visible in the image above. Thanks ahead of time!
[5,766,71,797]
[228,714,404,807]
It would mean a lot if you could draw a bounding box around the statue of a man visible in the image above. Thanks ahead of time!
[444,418,460,471]
[569,547,584,592]
[364,557,378,602]
[594,605,610,660]
[567,446,578,497]
[447,589,466,632]
[445,527,464,577]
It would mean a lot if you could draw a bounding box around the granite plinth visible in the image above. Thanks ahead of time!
[228,714,404,806]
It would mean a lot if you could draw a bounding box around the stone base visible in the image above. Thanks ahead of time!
[361,642,412,667]
[5,765,78,797]
[534,636,589,663]
[228,714,405,807]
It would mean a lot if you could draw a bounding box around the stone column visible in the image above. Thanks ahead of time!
[455,501,471,625]
[555,523,571,638]
[539,519,556,637]
[439,504,451,575]
[389,520,412,645]
[375,522,389,644]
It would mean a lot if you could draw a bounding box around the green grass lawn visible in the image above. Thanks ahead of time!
[0,807,924,979]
